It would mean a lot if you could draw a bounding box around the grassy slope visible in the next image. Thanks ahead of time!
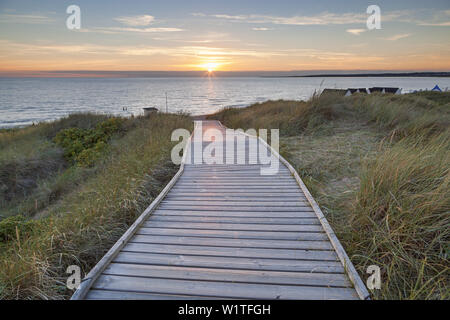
[208,92,449,300]
[0,113,192,299]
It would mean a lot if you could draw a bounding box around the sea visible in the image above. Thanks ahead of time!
[1,76,449,128]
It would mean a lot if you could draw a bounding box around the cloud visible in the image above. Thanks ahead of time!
[198,12,367,25]
[212,14,248,20]
[195,9,450,27]
[418,21,450,26]
[346,29,366,35]
[114,15,155,26]
[383,34,411,41]
[252,27,271,31]
[104,27,183,33]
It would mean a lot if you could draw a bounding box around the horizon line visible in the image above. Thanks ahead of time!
[1,70,450,78]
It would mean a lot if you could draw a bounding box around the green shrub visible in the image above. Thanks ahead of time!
[54,117,124,166]
[76,141,107,167]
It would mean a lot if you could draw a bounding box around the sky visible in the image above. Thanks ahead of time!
[0,0,449,74]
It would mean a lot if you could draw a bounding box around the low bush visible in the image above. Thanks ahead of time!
[54,117,125,166]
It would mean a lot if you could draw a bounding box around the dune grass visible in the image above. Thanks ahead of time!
[0,113,192,299]
[208,92,449,300]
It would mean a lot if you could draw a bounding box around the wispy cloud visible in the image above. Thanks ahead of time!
[114,15,154,26]
[195,9,450,27]
[101,27,184,33]
[418,21,450,26]
[382,34,412,41]
[207,12,366,25]
[346,29,366,35]
[252,27,272,31]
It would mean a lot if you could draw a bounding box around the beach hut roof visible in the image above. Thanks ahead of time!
[431,85,442,92]
[143,107,158,111]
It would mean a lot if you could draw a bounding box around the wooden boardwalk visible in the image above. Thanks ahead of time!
[72,120,369,300]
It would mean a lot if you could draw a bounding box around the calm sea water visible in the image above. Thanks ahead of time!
[1,77,449,128]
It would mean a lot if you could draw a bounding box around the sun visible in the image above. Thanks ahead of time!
[201,62,220,73]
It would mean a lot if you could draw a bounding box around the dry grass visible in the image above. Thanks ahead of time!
[0,113,192,299]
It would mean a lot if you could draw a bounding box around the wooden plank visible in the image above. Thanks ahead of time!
[157,205,310,212]
[170,188,302,192]
[113,252,344,273]
[86,289,217,300]
[142,221,323,232]
[165,192,304,197]
[172,186,300,190]
[179,177,294,180]
[181,174,293,178]
[152,209,316,217]
[178,181,295,184]
[175,183,300,187]
[164,196,307,202]
[149,215,320,225]
[137,227,328,241]
[122,243,338,261]
[160,200,308,207]
[92,275,358,300]
[130,234,333,250]
[103,263,352,288]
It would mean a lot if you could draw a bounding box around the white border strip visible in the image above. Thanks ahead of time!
[71,124,194,300]
[222,121,370,300]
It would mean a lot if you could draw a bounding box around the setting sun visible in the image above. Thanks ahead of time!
[200,62,220,73]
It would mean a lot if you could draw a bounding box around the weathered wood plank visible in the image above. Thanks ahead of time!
[142,221,323,232]
[172,186,300,190]
[130,234,333,250]
[92,275,358,300]
[164,196,307,202]
[149,215,320,225]
[137,227,327,241]
[113,252,344,273]
[103,263,352,288]
[157,205,310,212]
[160,200,308,207]
[122,242,338,261]
[166,192,304,197]
[152,209,316,217]
[86,289,217,300]
[175,182,299,186]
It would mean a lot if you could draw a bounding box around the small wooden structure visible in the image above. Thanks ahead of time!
[143,107,158,116]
